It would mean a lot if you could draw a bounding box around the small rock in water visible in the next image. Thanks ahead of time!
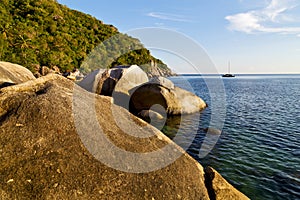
[203,127,222,135]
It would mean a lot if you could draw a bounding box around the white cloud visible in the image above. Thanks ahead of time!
[226,0,300,36]
[225,12,262,33]
[147,12,192,22]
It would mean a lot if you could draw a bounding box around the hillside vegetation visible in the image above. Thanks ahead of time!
[0,0,172,76]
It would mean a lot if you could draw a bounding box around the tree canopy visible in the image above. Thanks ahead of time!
[0,0,171,75]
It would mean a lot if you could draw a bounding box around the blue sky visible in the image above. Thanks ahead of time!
[57,0,300,74]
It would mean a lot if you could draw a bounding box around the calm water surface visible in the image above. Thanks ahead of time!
[165,74,300,200]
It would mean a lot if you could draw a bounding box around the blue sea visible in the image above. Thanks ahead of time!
[165,74,300,200]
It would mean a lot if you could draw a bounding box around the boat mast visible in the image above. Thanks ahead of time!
[228,61,231,74]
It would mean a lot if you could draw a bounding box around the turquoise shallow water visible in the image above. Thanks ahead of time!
[165,74,300,200]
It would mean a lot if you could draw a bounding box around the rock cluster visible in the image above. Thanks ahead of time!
[79,65,207,116]
[0,62,249,199]
[146,62,176,78]
[34,65,61,78]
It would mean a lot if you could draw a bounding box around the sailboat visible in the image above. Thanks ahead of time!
[222,61,235,77]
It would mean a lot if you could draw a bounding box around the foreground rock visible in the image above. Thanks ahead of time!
[130,76,207,115]
[205,167,249,200]
[0,74,210,199]
[0,61,36,88]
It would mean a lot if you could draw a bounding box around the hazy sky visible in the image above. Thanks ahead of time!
[57,0,300,74]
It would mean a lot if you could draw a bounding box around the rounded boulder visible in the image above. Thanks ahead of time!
[0,61,36,88]
[130,78,207,115]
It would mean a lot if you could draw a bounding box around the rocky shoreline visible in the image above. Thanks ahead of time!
[0,61,249,199]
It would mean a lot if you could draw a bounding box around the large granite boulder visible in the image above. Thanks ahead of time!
[205,167,249,200]
[130,76,207,115]
[0,74,210,199]
[77,68,106,93]
[79,65,148,95]
[0,61,36,88]
[149,76,175,89]
[78,65,149,108]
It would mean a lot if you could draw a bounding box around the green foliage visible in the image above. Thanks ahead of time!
[0,0,170,75]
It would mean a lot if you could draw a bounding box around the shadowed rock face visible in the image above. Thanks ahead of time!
[0,74,211,199]
[0,61,36,88]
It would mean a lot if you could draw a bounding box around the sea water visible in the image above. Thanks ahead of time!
[165,74,300,200]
